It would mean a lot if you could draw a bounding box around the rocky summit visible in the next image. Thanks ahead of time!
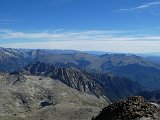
[92,96,160,120]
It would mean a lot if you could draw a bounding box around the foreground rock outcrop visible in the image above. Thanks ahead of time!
[92,96,160,120]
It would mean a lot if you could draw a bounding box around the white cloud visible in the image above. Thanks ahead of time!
[0,29,132,41]
[0,29,160,42]
[0,29,160,53]
[119,1,160,11]
[1,40,160,53]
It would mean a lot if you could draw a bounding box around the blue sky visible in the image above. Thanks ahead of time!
[0,0,160,53]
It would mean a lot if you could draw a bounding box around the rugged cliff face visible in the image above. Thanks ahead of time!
[14,62,141,101]
[92,96,160,120]
[15,62,108,99]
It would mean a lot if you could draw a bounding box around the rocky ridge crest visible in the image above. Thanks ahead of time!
[92,96,160,120]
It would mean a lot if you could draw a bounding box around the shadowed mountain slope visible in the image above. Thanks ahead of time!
[13,62,141,101]
[137,90,160,104]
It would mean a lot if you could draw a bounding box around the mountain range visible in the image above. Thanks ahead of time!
[0,47,160,90]
[0,47,160,120]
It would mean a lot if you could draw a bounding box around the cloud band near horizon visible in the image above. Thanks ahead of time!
[0,29,160,53]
